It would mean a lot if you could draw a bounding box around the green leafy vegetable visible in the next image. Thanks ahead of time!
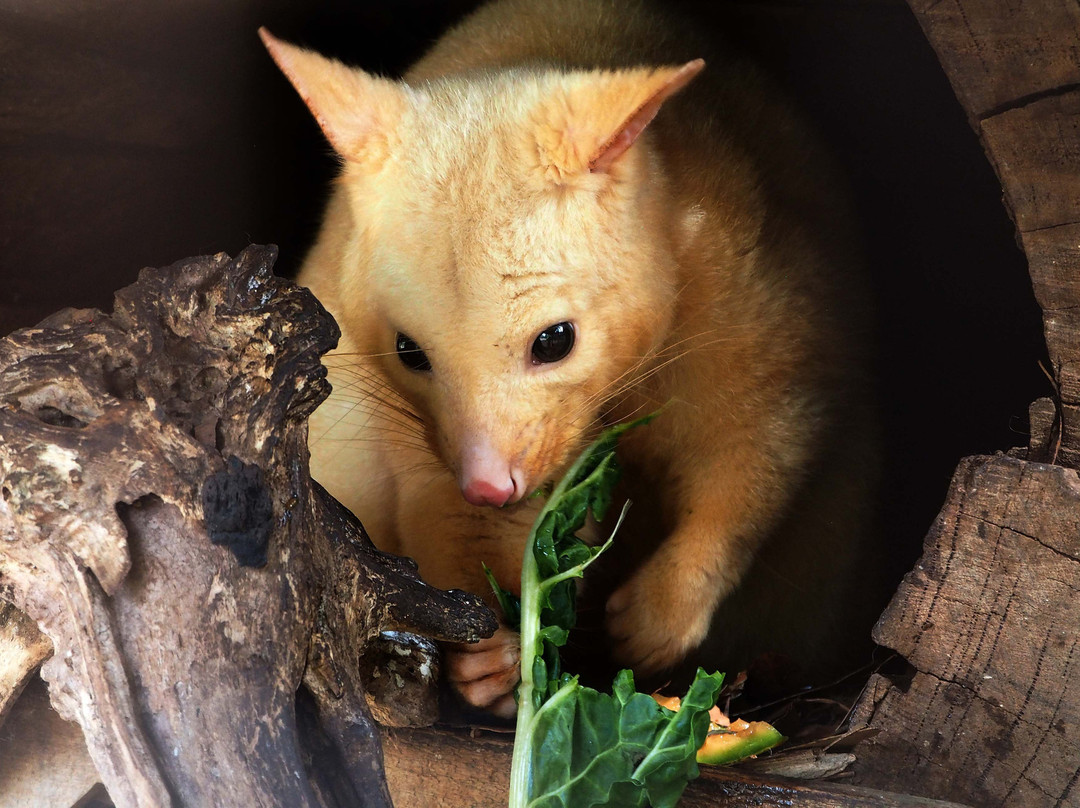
[524,668,724,808]
[497,417,727,808]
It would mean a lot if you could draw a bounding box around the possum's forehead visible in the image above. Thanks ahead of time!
[373,186,589,331]
[389,78,599,286]
[403,74,539,208]
[365,73,622,345]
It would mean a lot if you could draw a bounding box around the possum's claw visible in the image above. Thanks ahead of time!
[446,624,521,718]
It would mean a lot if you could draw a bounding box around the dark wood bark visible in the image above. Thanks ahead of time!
[905,0,1080,121]
[0,245,497,807]
[905,0,1080,467]
[848,4,1080,806]
[848,455,1080,806]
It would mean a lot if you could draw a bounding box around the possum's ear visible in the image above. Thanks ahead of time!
[260,28,406,166]
[534,60,704,182]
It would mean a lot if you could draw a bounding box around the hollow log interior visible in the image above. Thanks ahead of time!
[0,2,1069,806]
[0,0,1048,584]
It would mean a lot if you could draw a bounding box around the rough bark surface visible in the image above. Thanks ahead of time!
[0,600,50,725]
[0,678,101,808]
[907,0,1080,468]
[906,0,1080,120]
[984,95,1080,469]
[848,455,1080,806]
[0,245,496,807]
[848,4,1080,806]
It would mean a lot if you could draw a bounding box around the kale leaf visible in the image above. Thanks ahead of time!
[500,417,725,808]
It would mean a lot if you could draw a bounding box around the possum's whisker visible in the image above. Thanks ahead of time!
[550,331,739,460]
[323,349,400,362]
[592,327,727,394]
[324,394,428,442]
[567,329,727,422]
[345,458,447,491]
[317,363,432,452]
[326,428,430,453]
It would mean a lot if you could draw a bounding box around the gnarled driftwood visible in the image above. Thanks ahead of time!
[0,245,496,807]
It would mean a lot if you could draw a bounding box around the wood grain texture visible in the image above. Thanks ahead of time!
[1021,219,1080,466]
[980,93,1080,234]
[382,726,974,808]
[0,601,50,726]
[849,455,1080,806]
[979,97,1080,463]
[906,0,1080,120]
[0,678,99,808]
[0,246,497,807]
[907,0,1080,461]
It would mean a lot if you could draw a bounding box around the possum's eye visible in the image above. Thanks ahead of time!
[395,333,432,373]
[531,322,575,364]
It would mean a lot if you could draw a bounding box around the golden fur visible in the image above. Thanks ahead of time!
[263,0,879,715]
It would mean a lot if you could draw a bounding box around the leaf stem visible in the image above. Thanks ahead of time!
[508,511,543,808]
[506,419,650,807]
[538,532,612,592]
[508,500,630,806]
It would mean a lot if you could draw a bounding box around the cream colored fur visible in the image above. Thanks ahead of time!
[263,0,879,715]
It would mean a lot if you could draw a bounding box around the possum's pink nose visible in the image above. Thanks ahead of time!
[462,478,516,508]
[460,439,521,507]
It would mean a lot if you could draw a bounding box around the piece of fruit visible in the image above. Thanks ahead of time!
[696,721,785,765]
[650,694,785,765]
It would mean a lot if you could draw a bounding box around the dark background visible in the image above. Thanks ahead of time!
[0,0,1048,584]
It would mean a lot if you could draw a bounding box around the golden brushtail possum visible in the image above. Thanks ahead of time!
[262,0,879,716]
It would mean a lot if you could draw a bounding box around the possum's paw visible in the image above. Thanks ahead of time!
[445,625,521,718]
[605,566,713,675]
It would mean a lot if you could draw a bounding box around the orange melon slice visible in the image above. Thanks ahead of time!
[651,693,785,765]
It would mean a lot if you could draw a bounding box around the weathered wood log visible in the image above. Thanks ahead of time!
[379,725,973,808]
[905,0,1080,467]
[848,454,1080,806]
[0,678,100,808]
[905,0,1080,121]
[0,245,497,807]
[983,93,1080,469]
[0,600,51,726]
[846,4,1080,806]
